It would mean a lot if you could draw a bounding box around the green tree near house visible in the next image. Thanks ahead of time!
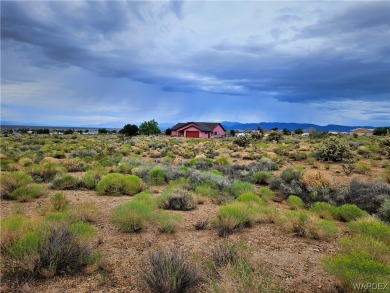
[294,128,303,135]
[119,124,139,136]
[139,120,161,135]
[98,128,109,134]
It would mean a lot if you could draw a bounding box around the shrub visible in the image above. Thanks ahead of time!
[289,151,308,161]
[301,170,334,190]
[211,242,240,267]
[236,192,266,206]
[353,161,371,174]
[148,167,168,186]
[230,180,253,198]
[194,182,219,198]
[322,252,390,290]
[189,170,232,191]
[10,184,46,202]
[122,175,143,195]
[269,177,283,190]
[141,247,201,293]
[68,222,96,241]
[61,158,88,172]
[277,210,337,240]
[309,202,338,220]
[83,167,108,189]
[253,171,274,184]
[44,212,71,223]
[27,162,65,182]
[1,215,32,249]
[111,200,154,232]
[1,171,33,199]
[71,203,100,223]
[116,161,134,174]
[215,157,229,166]
[50,193,70,212]
[348,218,390,246]
[3,224,98,280]
[378,199,390,223]
[346,179,390,213]
[233,136,251,147]
[214,204,251,236]
[96,173,123,195]
[209,242,283,293]
[51,174,81,190]
[338,235,390,265]
[155,212,182,234]
[315,137,352,162]
[251,158,279,172]
[336,204,368,222]
[96,173,142,196]
[287,195,304,209]
[159,189,196,211]
[280,166,304,183]
[266,131,284,142]
[258,187,275,201]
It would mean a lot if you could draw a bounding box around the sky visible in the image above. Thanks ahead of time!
[1,0,389,127]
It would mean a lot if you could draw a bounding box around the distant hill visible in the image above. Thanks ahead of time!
[220,122,377,132]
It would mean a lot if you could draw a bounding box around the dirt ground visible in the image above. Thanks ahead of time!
[1,188,341,293]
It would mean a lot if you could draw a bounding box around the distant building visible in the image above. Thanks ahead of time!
[349,128,374,136]
[171,122,225,138]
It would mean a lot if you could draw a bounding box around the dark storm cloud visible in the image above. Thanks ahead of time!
[302,1,390,36]
[1,1,389,126]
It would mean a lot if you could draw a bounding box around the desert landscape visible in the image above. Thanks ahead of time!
[1,130,389,292]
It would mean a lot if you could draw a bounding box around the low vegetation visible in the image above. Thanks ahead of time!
[1,129,389,292]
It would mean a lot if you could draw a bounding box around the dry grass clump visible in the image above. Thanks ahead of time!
[207,242,284,293]
[141,247,202,293]
[276,210,338,240]
[159,189,197,211]
[71,202,101,223]
[301,170,340,190]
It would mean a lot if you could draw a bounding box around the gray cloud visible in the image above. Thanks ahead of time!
[1,1,389,126]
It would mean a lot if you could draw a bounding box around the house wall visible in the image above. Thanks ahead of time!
[171,123,225,138]
[211,124,225,137]
[183,126,210,138]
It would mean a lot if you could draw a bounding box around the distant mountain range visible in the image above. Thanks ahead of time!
[1,120,379,132]
[220,122,377,132]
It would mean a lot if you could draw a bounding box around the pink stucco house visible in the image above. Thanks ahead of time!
[171,122,226,138]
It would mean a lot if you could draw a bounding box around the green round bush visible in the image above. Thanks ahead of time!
[148,167,168,186]
[111,200,154,232]
[230,180,253,198]
[96,173,123,196]
[336,204,368,222]
[122,175,142,195]
[287,195,304,209]
[253,171,274,184]
[236,192,266,205]
[10,184,46,202]
[97,173,142,196]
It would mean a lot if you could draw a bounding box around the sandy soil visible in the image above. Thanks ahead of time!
[1,188,340,293]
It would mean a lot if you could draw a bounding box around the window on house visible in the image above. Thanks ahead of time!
[214,132,217,135]
[204,132,207,134]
